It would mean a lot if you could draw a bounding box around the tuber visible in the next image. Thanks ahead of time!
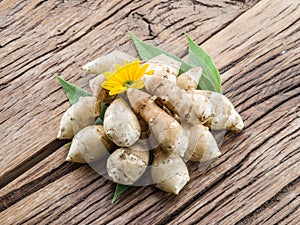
[127,88,188,157]
[104,98,141,147]
[195,90,244,131]
[142,76,198,124]
[89,74,107,98]
[88,74,116,117]
[151,150,190,194]
[106,144,150,185]
[57,96,96,139]
[66,125,113,163]
[176,67,202,91]
[183,123,221,162]
[146,54,181,83]
[187,89,212,124]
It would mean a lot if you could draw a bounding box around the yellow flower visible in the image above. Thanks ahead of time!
[101,59,153,95]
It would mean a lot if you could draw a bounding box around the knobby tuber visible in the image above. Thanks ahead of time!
[104,98,141,147]
[106,144,150,185]
[57,96,96,139]
[176,67,202,91]
[195,90,244,131]
[143,76,198,124]
[151,149,190,194]
[147,54,181,83]
[66,125,113,163]
[89,74,106,98]
[127,88,188,157]
[183,123,221,162]
[89,74,107,117]
[187,90,212,124]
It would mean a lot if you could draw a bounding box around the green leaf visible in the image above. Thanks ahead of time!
[95,117,102,125]
[185,34,222,93]
[99,102,109,124]
[129,32,222,93]
[55,74,92,105]
[129,32,192,75]
[112,184,130,203]
[95,102,109,125]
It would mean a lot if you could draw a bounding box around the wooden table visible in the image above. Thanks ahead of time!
[1,0,299,224]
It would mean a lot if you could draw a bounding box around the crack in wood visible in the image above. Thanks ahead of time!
[33,0,49,9]
[0,139,69,189]
[191,0,223,8]
[236,176,300,224]
[0,162,82,212]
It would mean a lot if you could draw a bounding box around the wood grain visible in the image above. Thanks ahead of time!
[0,145,80,209]
[0,0,258,188]
[0,0,299,224]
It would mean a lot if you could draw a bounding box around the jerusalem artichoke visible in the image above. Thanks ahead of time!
[195,90,244,131]
[142,76,198,124]
[184,123,221,162]
[106,144,150,185]
[176,67,202,91]
[187,89,212,124]
[146,54,181,83]
[57,96,97,139]
[89,74,107,117]
[66,125,113,163]
[151,150,190,194]
[104,98,141,147]
[89,74,107,97]
[127,88,188,157]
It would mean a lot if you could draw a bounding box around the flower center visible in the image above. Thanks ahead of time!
[124,80,134,87]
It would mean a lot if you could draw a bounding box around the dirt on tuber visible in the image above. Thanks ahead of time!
[143,75,198,124]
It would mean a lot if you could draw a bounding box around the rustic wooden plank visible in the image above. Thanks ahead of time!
[1,0,299,224]
[0,0,257,188]
[278,207,300,225]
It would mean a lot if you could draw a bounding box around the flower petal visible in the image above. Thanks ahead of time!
[145,69,154,75]
[109,86,127,95]
[101,59,155,95]
[137,64,151,79]
[130,79,144,89]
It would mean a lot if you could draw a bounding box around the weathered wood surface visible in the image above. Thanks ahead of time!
[0,0,299,224]
[0,0,257,187]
